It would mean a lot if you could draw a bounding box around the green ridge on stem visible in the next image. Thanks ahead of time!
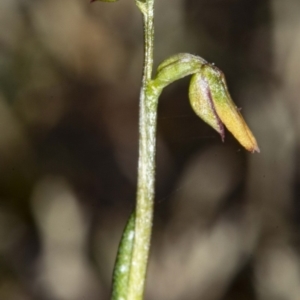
[126,0,157,297]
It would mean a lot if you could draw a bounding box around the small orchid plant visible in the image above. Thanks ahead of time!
[92,0,259,299]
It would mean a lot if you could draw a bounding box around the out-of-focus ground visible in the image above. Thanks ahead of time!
[0,0,300,299]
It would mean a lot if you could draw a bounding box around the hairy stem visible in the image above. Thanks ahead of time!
[126,0,157,299]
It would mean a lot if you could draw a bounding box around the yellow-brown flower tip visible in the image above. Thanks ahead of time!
[189,63,259,153]
[202,64,259,153]
[252,145,260,153]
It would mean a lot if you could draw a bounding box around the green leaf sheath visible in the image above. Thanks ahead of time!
[111,212,135,300]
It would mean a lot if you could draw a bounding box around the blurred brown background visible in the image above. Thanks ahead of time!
[0,0,300,299]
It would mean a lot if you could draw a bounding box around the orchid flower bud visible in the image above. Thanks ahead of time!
[189,65,259,153]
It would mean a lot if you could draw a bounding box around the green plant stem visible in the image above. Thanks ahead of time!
[126,1,157,299]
